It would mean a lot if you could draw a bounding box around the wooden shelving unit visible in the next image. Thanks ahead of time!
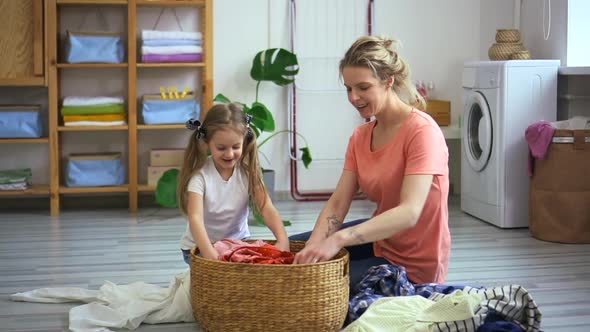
[59,185,129,194]
[0,138,49,144]
[137,184,156,192]
[57,0,128,5]
[44,0,213,215]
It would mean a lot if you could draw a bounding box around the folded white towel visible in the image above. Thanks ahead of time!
[63,96,125,107]
[141,45,203,55]
[64,121,127,126]
[142,30,202,41]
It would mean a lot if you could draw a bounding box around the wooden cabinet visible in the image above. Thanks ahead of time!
[426,99,451,126]
[45,0,212,215]
[0,0,46,86]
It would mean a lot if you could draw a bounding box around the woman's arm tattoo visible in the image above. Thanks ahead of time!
[325,214,342,238]
[348,228,366,244]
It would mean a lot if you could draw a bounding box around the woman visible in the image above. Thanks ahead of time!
[292,36,450,287]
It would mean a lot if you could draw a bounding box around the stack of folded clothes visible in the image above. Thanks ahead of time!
[61,96,126,126]
[141,30,203,63]
[0,168,32,191]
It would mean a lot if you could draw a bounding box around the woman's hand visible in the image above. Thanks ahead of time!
[275,238,291,252]
[293,234,343,264]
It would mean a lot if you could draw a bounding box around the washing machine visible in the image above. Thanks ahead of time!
[461,60,559,228]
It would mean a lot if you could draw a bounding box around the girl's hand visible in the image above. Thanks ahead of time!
[201,245,219,260]
[275,238,291,252]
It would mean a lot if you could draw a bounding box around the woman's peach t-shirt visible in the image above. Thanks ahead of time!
[343,109,450,284]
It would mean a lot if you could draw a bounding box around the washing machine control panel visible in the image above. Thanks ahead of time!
[462,67,500,89]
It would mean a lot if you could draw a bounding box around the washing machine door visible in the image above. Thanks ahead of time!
[462,91,492,172]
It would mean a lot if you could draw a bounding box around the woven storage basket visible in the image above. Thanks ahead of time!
[190,240,350,332]
[488,42,525,60]
[495,29,521,43]
[511,50,531,60]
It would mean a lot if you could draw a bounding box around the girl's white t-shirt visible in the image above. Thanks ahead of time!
[179,157,250,250]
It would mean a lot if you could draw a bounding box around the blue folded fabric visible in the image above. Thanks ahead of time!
[65,156,125,187]
[0,109,43,138]
[142,98,200,125]
[66,32,125,64]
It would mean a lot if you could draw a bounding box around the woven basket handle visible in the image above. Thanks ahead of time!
[342,254,349,277]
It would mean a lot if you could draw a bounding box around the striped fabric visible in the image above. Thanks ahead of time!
[347,264,541,331]
[427,285,541,332]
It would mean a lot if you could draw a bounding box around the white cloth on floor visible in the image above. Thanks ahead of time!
[10,270,194,332]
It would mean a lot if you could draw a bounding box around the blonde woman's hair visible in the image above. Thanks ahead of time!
[178,103,267,215]
[339,35,426,111]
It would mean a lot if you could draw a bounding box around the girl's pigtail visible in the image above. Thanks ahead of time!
[178,118,208,215]
[240,114,268,214]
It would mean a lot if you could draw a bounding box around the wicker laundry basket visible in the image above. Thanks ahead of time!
[190,240,350,332]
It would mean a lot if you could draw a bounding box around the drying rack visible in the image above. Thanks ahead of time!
[288,0,374,201]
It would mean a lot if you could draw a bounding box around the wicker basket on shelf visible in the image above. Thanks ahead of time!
[495,29,521,43]
[511,50,532,60]
[488,42,525,60]
[190,240,350,332]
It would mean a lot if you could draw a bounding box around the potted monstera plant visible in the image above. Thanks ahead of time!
[214,49,312,189]
[214,48,312,226]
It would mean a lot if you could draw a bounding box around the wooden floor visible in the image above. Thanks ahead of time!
[1,197,589,331]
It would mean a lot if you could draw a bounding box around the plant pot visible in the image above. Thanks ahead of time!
[262,169,276,202]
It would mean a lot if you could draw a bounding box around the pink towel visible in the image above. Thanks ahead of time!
[525,121,555,176]
[141,53,202,63]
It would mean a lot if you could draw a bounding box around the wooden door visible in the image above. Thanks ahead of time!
[0,0,45,86]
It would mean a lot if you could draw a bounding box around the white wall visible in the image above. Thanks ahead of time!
[213,0,515,192]
[521,0,568,63]
[566,0,590,66]
[1,0,519,194]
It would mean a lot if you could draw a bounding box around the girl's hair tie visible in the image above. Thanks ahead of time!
[186,118,206,140]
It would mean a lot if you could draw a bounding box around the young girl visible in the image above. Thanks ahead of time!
[178,102,290,263]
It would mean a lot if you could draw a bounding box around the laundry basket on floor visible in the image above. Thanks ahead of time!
[529,129,590,243]
[190,240,349,332]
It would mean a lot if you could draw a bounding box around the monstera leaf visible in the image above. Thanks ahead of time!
[250,48,299,86]
[213,94,275,135]
[212,48,312,171]
[248,102,275,133]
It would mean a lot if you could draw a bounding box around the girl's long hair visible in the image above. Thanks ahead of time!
[178,102,267,215]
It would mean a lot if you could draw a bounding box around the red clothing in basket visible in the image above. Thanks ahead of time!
[214,239,294,264]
